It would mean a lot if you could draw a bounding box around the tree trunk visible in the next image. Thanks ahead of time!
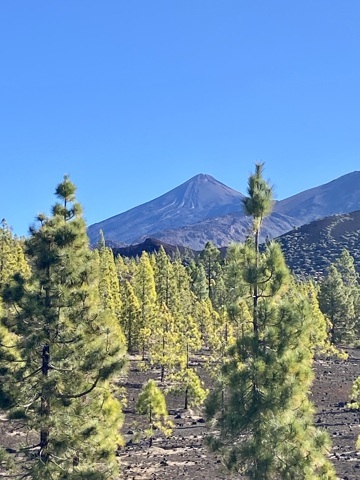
[40,344,50,462]
[253,227,260,335]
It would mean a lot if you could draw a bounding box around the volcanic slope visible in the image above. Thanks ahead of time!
[136,211,301,251]
[274,170,360,224]
[277,210,360,277]
[87,174,244,246]
[89,170,360,250]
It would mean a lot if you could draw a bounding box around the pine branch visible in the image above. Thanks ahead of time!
[55,374,100,399]
[21,367,42,381]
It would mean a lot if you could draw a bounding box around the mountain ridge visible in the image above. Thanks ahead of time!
[88,170,360,250]
[274,171,360,223]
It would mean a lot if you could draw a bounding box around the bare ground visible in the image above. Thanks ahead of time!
[2,349,360,479]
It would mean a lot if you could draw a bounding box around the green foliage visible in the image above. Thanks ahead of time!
[133,251,157,357]
[154,246,177,310]
[136,379,173,444]
[188,260,208,300]
[1,176,127,479]
[319,264,357,344]
[350,376,360,406]
[207,285,336,479]
[96,243,122,318]
[349,377,360,449]
[0,219,30,290]
[205,165,336,479]
[148,304,180,382]
[198,241,223,302]
[242,162,273,236]
[0,299,21,409]
[169,368,208,409]
[120,279,141,352]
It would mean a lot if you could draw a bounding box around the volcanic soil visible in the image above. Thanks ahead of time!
[2,349,360,479]
[118,349,360,480]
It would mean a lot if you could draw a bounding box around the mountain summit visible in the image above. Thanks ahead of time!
[88,170,360,250]
[87,174,244,246]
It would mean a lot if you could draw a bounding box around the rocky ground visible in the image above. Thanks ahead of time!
[2,349,360,479]
[118,349,360,480]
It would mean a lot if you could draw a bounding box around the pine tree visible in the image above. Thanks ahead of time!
[136,379,173,447]
[148,304,180,383]
[198,241,222,301]
[0,299,20,411]
[96,241,122,318]
[154,246,177,312]
[224,243,253,340]
[318,264,356,344]
[188,260,208,301]
[335,249,360,338]
[242,162,274,335]
[242,162,273,254]
[0,219,30,290]
[119,279,141,352]
[133,252,157,359]
[115,254,130,283]
[334,249,359,287]
[206,164,336,479]
[1,176,127,479]
[170,308,206,409]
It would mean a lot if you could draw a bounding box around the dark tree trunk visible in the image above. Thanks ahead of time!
[40,344,50,462]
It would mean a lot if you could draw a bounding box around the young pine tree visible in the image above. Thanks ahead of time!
[136,379,173,447]
[1,176,127,479]
[318,264,356,344]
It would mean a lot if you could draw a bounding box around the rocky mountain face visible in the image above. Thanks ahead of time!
[88,171,360,250]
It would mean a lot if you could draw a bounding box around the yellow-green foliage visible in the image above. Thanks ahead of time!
[1,177,127,479]
[148,304,180,381]
[169,368,208,408]
[137,379,173,440]
[205,164,336,479]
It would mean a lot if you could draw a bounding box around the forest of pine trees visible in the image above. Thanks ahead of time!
[1,167,360,478]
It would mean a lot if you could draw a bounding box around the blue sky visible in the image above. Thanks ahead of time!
[1,1,360,237]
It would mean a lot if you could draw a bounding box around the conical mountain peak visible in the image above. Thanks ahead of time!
[88,169,360,250]
[88,174,244,245]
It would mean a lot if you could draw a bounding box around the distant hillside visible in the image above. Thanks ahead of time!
[274,171,360,224]
[135,211,302,250]
[112,237,195,260]
[277,210,360,277]
[112,211,360,280]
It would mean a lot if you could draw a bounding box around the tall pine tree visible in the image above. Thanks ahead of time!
[2,176,127,479]
[206,164,336,479]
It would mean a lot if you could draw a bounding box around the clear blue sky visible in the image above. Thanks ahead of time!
[1,1,360,237]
